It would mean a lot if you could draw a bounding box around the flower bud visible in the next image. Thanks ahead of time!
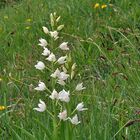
[53,12,56,17]
[71,70,75,79]
[62,66,67,73]
[0,78,2,82]
[56,16,61,22]
[42,26,49,34]
[50,13,54,27]
[67,54,72,64]
[57,25,64,31]
[72,63,77,71]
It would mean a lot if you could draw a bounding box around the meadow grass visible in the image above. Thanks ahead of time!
[0,0,140,139]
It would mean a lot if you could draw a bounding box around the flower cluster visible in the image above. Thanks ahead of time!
[33,12,87,125]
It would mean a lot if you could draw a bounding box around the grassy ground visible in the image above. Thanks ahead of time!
[0,0,140,139]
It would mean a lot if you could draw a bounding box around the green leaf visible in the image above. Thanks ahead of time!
[33,118,52,139]
[13,125,36,140]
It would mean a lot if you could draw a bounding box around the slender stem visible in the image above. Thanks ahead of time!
[71,108,77,115]
[9,76,29,86]
[46,109,54,118]
[45,66,52,72]
[50,62,58,140]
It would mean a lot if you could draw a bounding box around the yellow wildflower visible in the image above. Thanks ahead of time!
[101,4,107,9]
[0,106,6,111]
[94,3,100,9]
[0,78,2,82]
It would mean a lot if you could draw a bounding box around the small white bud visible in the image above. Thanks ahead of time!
[50,13,54,27]
[56,16,61,22]
[57,25,64,31]
[42,26,49,34]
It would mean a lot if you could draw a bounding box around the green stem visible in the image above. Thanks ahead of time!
[71,108,76,115]
[53,101,58,140]
[50,62,58,140]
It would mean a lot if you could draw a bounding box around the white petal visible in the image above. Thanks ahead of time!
[34,81,46,91]
[49,89,59,100]
[76,102,88,111]
[35,61,45,70]
[59,42,69,51]
[57,80,66,86]
[57,56,67,64]
[33,99,46,112]
[75,83,86,91]
[51,68,60,78]
[58,110,67,121]
[42,47,50,56]
[50,31,59,40]
[33,108,44,112]
[58,90,70,102]
[46,53,56,62]
[38,38,48,47]
[70,114,80,125]
[58,72,69,81]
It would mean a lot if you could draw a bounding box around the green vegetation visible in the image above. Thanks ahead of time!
[0,0,20,8]
[0,0,140,139]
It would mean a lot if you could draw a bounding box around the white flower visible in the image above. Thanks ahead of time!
[42,26,49,34]
[42,47,50,56]
[59,42,69,51]
[76,102,88,111]
[57,79,66,86]
[33,99,46,112]
[50,31,59,40]
[38,38,48,47]
[69,114,80,125]
[58,72,69,81]
[75,83,86,91]
[58,89,70,102]
[34,81,46,91]
[57,56,67,64]
[57,25,64,31]
[58,110,67,121]
[35,61,45,70]
[50,68,60,78]
[51,69,69,84]
[46,53,56,62]
[49,89,59,100]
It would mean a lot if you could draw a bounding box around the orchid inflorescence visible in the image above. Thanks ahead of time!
[33,12,87,126]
